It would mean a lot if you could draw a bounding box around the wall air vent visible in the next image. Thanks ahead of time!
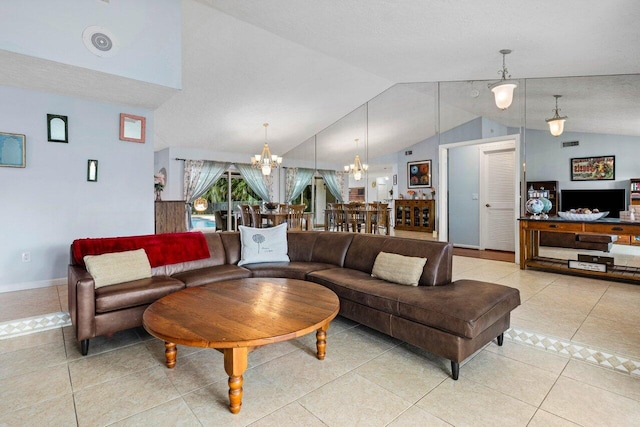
[562,140,579,148]
[405,150,413,155]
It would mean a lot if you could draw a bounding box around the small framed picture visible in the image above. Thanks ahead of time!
[407,160,432,188]
[87,159,98,182]
[119,113,146,143]
[392,174,397,185]
[570,156,615,181]
[47,114,68,143]
[0,132,26,168]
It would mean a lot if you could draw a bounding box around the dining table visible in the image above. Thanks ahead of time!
[233,210,313,230]
[324,207,390,235]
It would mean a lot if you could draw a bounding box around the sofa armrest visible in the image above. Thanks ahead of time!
[68,265,96,341]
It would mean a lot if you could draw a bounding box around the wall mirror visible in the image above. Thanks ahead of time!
[87,159,98,182]
[47,114,68,143]
[119,113,146,143]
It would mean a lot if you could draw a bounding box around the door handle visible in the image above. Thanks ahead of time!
[485,204,491,207]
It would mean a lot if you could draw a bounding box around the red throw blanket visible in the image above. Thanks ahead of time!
[72,232,210,268]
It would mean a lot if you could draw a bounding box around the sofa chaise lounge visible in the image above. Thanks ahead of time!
[68,231,520,379]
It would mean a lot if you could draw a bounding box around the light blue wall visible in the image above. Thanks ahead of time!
[0,85,154,292]
[526,129,640,194]
[0,0,181,89]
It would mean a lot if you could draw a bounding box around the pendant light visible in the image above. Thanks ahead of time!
[251,123,282,176]
[546,95,568,137]
[344,138,368,181]
[488,49,518,110]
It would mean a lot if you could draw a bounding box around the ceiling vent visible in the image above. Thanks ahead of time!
[405,150,413,155]
[562,140,579,148]
[82,26,118,57]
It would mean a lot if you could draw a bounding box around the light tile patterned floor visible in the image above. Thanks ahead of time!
[1,257,640,426]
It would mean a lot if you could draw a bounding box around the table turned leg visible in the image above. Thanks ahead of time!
[316,323,330,360]
[223,347,249,414]
[165,342,177,368]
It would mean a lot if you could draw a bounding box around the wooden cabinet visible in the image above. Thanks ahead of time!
[394,199,435,232]
[526,180,559,215]
[630,178,640,206]
[155,201,187,234]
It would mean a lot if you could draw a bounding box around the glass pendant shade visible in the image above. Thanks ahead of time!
[251,123,282,175]
[546,95,568,137]
[344,139,368,181]
[490,81,518,110]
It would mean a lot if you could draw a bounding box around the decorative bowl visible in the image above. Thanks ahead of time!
[557,211,609,221]
[264,202,278,211]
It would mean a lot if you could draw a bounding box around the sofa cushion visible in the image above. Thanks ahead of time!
[244,261,336,279]
[310,233,354,266]
[371,252,427,286]
[171,264,252,287]
[84,249,151,289]
[95,276,185,313]
[238,223,289,266]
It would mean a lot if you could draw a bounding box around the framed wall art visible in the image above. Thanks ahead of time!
[0,132,26,168]
[407,160,432,188]
[570,155,615,181]
[119,113,146,143]
[47,114,68,143]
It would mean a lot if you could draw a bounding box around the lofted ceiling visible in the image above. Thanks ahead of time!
[2,0,639,159]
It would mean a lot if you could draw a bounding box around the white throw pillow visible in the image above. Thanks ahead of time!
[371,251,427,286]
[84,249,152,289]
[238,223,290,266]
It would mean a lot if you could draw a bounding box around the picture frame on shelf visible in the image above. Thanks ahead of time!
[47,114,68,143]
[0,132,26,168]
[407,160,431,188]
[119,113,146,143]
[570,155,615,181]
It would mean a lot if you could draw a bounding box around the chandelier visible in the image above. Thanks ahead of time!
[545,95,568,137]
[344,138,368,181]
[251,123,282,176]
[488,49,518,110]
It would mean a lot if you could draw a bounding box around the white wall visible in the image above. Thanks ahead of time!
[0,0,181,89]
[0,85,154,292]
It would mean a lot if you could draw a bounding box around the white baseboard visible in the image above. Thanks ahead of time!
[0,277,67,294]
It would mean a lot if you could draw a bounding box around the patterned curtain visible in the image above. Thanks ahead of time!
[286,168,315,203]
[235,163,271,201]
[318,169,344,202]
[183,160,230,229]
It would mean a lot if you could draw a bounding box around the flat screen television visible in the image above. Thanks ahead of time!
[560,189,626,218]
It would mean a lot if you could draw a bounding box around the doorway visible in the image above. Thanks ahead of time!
[438,135,521,262]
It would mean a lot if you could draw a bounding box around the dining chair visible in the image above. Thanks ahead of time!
[248,204,263,228]
[288,204,305,231]
[346,205,366,233]
[278,203,289,213]
[213,210,227,231]
[239,204,252,226]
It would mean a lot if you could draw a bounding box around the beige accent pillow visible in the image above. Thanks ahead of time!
[371,252,427,286]
[84,249,152,288]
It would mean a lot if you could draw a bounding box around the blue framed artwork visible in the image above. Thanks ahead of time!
[0,132,26,168]
[407,159,431,188]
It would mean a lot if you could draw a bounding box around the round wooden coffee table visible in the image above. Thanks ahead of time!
[143,278,340,414]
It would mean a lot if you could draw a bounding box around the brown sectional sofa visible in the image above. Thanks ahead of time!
[68,231,520,379]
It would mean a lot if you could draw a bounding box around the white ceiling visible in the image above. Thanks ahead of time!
[2,0,640,159]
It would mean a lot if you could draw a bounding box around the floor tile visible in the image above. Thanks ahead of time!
[355,343,448,402]
[416,377,536,426]
[460,350,559,406]
[0,364,72,414]
[572,316,640,359]
[144,338,206,365]
[541,376,640,426]
[484,340,569,375]
[0,394,77,427]
[527,409,581,426]
[74,366,180,426]
[249,402,325,427]
[589,285,640,325]
[63,326,142,361]
[387,405,452,426]
[562,359,640,402]
[298,372,411,427]
[69,342,159,391]
[0,327,62,355]
[109,397,201,427]
[0,340,67,380]
[0,287,61,322]
[164,347,228,395]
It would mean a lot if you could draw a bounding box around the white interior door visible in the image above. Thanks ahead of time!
[480,143,515,252]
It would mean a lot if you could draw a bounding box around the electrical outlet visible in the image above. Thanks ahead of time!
[22,252,31,262]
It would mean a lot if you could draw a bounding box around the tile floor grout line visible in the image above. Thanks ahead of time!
[567,282,611,343]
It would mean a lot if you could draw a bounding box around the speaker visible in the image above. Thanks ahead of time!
[82,26,118,57]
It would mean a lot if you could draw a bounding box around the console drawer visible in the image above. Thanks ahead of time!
[525,221,583,232]
[584,223,640,235]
